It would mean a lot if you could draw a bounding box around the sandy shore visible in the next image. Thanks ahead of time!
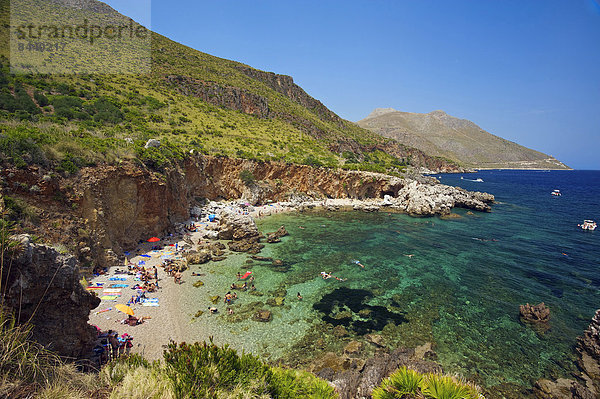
[87,198,398,360]
[88,227,213,360]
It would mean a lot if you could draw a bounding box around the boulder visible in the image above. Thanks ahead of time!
[218,211,259,241]
[144,139,160,148]
[365,333,386,347]
[186,251,212,264]
[344,341,363,355]
[266,225,288,243]
[253,310,272,322]
[520,302,551,323]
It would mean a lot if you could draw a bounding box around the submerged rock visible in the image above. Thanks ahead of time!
[253,309,272,322]
[520,302,551,323]
[266,225,288,243]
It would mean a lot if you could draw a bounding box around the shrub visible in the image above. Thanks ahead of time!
[162,341,336,399]
[372,366,422,399]
[239,169,256,186]
[421,374,481,399]
[162,341,272,399]
[372,368,484,399]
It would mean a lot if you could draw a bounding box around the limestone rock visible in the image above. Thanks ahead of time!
[218,210,259,241]
[2,235,100,359]
[253,309,272,322]
[316,347,442,399]
[144,139,160,148]
[344,341,362,355]
[266,225,288,243]
[520,302,551,323]
[365,333,386,347]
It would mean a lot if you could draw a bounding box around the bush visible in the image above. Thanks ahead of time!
[239,169,256,186]
[163,341,272,398]
[162,341,336,399]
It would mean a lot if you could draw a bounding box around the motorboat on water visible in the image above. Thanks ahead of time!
[551,189,561,196]
[461,176,484,182]
[579,220,597,231]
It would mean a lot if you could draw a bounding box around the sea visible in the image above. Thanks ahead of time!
[179,170,599,397]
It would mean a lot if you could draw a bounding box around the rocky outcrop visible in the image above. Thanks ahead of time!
[236,66,343,127]
[534,310,600,398]
[1,234,100,359]
[520,302,551,323]
[165,75,269,118]
[315,347,442,399]
[393,180,493,215]
[266,225,288,243]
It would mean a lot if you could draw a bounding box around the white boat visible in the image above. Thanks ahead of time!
[579,220,597,231]
[551,189,561,196]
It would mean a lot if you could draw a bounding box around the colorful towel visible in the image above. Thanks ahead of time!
[241,271,252,280]
[109,284,129,288]
[102,292,122,296]
[109,277,127,281]
[86,286,102,290]
[141,298,159,306]
[103,288,122,293]
[100,295,119,300]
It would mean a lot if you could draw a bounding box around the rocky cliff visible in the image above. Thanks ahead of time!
[534,309,600,398]
[165,75,270,118]
[1,154,493,271]
[1,234,100,359]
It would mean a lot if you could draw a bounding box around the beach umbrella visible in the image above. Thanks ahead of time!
[115,304,134,316]
[147,237,160,242]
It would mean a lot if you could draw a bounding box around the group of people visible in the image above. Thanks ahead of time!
[92,329,134,365]
[163,260,184,284]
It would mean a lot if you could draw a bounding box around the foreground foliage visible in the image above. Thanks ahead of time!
[0,316,336,399]
[163,340,336,399]
[372,366,484,399]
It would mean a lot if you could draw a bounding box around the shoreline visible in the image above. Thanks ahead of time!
[87,189,490,361]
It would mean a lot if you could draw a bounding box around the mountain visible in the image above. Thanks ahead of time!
[0,0,462,175]
[357,108,570,170]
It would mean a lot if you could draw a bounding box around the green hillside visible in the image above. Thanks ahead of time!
[358,108,570,170]
[0,0,457,175]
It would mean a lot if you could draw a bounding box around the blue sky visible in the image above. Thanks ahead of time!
[104,0,600,169]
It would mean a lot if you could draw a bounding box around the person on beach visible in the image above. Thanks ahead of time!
[297,292,303,300]
[237,272,242,280]
[208,307,218,314]
[353,260,365,268]
[321,271,332,279]
[174,271,182,284]
[227,307,234,315]
[250,284,256,291]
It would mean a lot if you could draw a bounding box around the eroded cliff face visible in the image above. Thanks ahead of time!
[1,155,491,270]
[1,235,100,359]
[165,75,269,118]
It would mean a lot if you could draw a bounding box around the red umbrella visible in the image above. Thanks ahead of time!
[147,237,160,242]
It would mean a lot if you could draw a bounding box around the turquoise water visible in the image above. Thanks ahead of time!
[186,170,599,395]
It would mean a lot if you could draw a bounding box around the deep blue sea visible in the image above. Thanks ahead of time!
[189,170,599,396]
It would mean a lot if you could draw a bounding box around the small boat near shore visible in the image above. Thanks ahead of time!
[578,220,597,231]
[551,189,561,196]
[461,176,484,182]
